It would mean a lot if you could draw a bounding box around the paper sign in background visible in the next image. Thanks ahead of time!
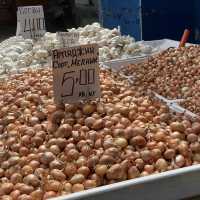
[56,32,79,48]
[16,6,46,39]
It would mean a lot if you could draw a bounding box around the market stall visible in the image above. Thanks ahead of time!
[0,4,200,200]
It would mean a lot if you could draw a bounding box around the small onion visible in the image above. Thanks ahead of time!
[170,122,185,132]
[10,173,23,184]
[0,168,4,178]
[0,182,14,195]
[164,149,175,160]
[72,184,84,192]
[106,164,124,180]
[23,174,40,187]
[140,150,152,162]
[114,137,128,148]
[77,166,90,178]
[128,166,140,179]
[21,165,33,176]
[63,182,72,193]
[178,143,189,156]
[175,155,185,167]
[154,130,166,142]
[49,159,64,170]
[43,191,57,199]
[92,119,105,130]
[66,149,79,161]
[135,158,145,170]
[144,165,154,174]
[29,160,40,170]
[151,149,162,160]
[49,145,61,155]
[85,117,96,128]
[30,189,43,200]
[130,136,146,147]
[132,127,146,137]
[192,122,200,134]
[17,194,32,200]
[187,134,198,143]
[83,180,97,189]
[95,165,108,177]
[50,169,66,181]
[10,190,21,199]
[99,155,115,165]
[18,184,34,194]
[70,174,85,184]
[46,180,61,192]
[40,152,55,165]
[140,171,149,177]
[193,153,200,162]
[155,158,168,172]
[64,163,77,178]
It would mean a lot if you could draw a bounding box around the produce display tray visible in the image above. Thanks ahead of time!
[51,40,200,200]
[0,38,195,200]
[102,42,199,120]
[102,56,148,71]
[52,165,200,200]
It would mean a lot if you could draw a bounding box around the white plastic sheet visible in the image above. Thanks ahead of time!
[102,39,191,70]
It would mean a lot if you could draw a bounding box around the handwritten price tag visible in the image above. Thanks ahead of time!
[16,6,46,39]
[56,32,79,47]
[52,44,101,104]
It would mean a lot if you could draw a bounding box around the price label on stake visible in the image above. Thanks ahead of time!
[52,44,101,104]
[16,6,46,39]
[56,32,79,47]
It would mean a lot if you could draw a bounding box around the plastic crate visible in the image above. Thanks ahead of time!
[99,0,142,41]
[99,0,196,43]
[194,0,200,43]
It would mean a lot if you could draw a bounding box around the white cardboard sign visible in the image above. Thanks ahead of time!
[16,6,46,39]
[52,44,101,104]
[56,32,79,47]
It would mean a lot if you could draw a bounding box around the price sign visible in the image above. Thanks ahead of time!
[52,44,101,104]
[16,6,46,39]
[56,32,79,47]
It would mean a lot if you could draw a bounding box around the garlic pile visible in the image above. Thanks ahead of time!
[0,33,59,77]
[0,67,200,199]
[68,23,153,61]
[122,46,200,115]
[0,37,33,75]
[0,23,154,77]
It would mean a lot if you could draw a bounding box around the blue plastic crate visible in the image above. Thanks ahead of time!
[194,0,200,43]
[99,0,142,40]
[99,0,196,43]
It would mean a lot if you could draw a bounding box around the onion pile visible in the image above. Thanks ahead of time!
[0,68,200,200]
[122,46,200,115]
